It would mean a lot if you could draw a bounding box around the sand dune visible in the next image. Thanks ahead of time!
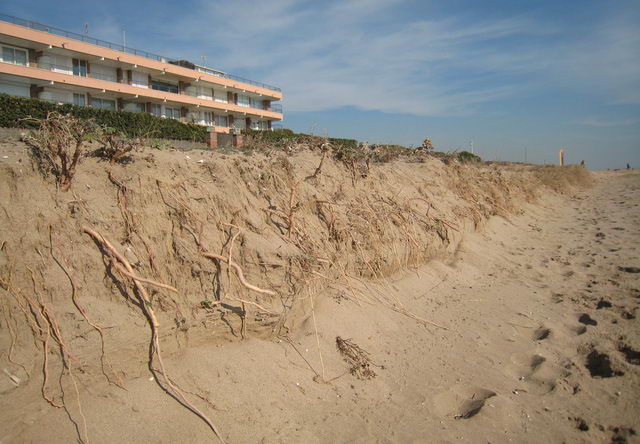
[0,136,637,443]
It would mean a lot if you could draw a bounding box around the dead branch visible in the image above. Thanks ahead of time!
[336,337,377,379]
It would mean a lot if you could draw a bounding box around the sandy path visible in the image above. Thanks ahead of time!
[9,170,639,443]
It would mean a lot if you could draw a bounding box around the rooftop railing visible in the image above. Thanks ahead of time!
[0,13,282,93]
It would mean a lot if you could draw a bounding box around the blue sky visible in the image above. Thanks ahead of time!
[4,0,640,169]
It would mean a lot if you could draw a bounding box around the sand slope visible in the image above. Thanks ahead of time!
[0,138,637,443]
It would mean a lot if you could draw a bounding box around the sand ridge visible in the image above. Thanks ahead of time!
[0,135,637,442]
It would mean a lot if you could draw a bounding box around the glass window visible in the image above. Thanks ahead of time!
[73,93,86,106]
[151,80,179,94]
[151,104,162,116]
[92,98,116,111]
[203,112,213,125]
[72,59,87,77]
[165,107,180,119]
[123,101,145,113]
[249,98,262,109]
[237,94,250,107]
[214,115,228,127]
[2,46,28,66]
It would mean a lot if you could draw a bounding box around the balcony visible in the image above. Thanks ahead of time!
[0,59,283,118]
[1,13,282,93]
[151,81,179,94]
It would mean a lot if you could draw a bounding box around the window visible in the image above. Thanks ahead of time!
[165,107,181,119]
[123,101,145,113]
[151,104,162,117]
[214,115,228,127]
[131,71,148,88]
[73,93,86,106]
[237,94,250,108]
[72,59,88,77]
[92,98,116,110]
[249,98,262,109]
[203,112,213,126]
[1,46,27,66]
[151,80,179,94]
[233,118,246,130]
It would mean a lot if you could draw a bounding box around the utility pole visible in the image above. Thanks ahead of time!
[123,30,126,49]
[524,146,527,163]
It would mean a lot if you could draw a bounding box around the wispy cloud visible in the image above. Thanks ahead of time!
[574,118,639,128]
[109,0,640,117]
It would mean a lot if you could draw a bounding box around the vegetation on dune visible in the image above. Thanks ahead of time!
[0,93,208,142]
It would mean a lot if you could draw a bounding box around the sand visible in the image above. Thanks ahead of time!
[0,136,638,443]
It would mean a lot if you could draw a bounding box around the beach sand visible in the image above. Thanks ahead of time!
[0,139,638,443]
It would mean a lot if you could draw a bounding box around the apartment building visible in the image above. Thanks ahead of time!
[0,14,283,147]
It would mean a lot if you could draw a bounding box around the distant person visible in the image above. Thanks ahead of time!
[580,160,585,168]
[628,163,631,170]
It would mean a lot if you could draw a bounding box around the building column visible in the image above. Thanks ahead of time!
[207,130,218,149]
[28,49,40,68]
[178,81,190,94]
[29,84,43,99]
[180,107,189,122]
[233,134,244,147]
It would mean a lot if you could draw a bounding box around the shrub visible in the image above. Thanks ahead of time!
[22,112,98,191]
[0,93,207,142]
[94,127,142,164]
[458,151,482,163]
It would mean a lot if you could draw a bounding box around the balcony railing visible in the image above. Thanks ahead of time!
[151,83,179,94]
[0,13,282,93]
[89,71,117,82]
[1,58,282,116]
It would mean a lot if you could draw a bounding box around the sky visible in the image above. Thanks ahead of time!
[4,0,640,169]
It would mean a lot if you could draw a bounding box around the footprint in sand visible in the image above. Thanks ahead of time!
[532,326,551,341]
[433,385,496,419]
[506,352,564,395]
[581,348,625,378]
[578,313,598,326]
[617,342,640,366]
[568,324,587,336]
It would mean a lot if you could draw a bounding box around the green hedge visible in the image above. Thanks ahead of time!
[0,93,208,142]
[242,128,358,149]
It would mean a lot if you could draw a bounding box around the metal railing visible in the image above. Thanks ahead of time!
[270,103,282,113]
[0,13,282,93]
[89,71,117,82]
[35,61,73,73]
[151,83,179,94]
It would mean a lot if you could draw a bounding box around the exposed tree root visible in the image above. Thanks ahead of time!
[49,228,125,390]
[82,226,225,443]
[201,252,275,296]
